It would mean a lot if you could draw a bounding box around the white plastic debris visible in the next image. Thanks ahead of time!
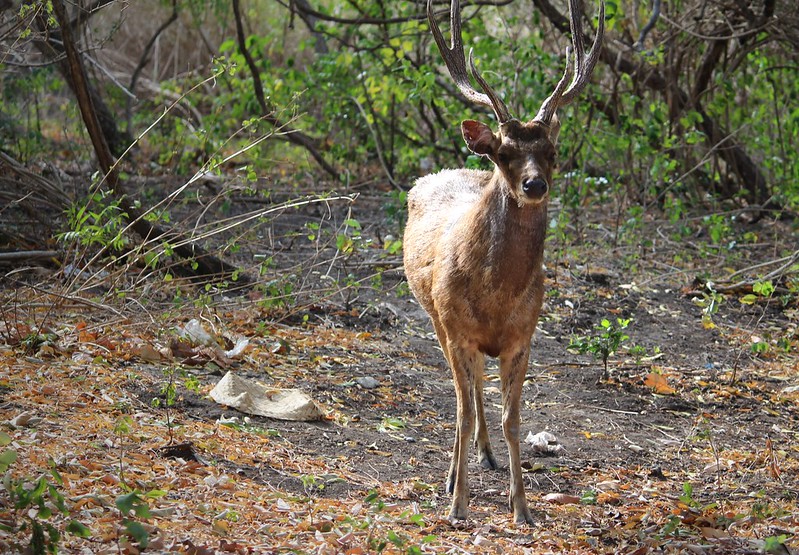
[224,337,250,358]
[177,319,215,347]
[524,431,565,455]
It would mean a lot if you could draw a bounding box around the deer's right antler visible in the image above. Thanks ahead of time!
[427,0,511,124]
[533,0,605,126]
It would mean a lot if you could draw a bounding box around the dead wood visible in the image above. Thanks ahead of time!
[50,0,249,286]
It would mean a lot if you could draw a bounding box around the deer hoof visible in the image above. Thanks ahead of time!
[447,507,469,524]
[478,451,498,470]
[514,507,534,526]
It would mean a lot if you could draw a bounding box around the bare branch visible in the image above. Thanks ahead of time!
[231,0,339,179]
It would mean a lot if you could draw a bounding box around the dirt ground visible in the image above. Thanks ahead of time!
[2,185,798,553]
[123,189,799,552]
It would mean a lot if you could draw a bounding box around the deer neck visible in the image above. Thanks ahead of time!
[476,172,548,280]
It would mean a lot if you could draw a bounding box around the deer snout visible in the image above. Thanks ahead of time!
[522,177,548,200]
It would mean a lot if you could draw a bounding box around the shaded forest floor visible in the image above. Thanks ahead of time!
[1,181,798,554]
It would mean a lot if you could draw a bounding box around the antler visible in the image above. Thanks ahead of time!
[534,0,605,126]
[427,0,511,123]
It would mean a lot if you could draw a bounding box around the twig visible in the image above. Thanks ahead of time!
[720,249,799,283]
[350,95,398,189]
[2,279,122,316]
[231,0,339,178]
[633,0,661,51]
[51,0,248,285]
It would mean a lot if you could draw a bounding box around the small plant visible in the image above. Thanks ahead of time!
[740,279,775,306]
[383,190,408,230]
[678,482,702,509]
[702,213,732,247]
[579,489,598,505]
[58,191,129,253]
[346,491,435,554]
[115,492,153,550]
[692,283,725,329]
[569,317,632,381]
[378,416,406,433]
[0,434,92,554]
[113,415,134,486]
[336,218,367,256]
[151,367,179,443]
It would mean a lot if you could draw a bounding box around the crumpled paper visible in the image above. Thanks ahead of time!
[209,372,323,421]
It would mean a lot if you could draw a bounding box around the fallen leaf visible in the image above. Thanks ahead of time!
[543,493,580,505]
[645,373,676,394]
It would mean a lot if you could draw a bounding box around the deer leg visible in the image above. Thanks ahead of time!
[500,345,534,525]
[444,342,479,521]
[472,359,497,470]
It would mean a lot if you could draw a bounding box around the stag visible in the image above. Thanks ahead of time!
[403,0,604,524]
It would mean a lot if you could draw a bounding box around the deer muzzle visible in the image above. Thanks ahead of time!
[521,177,548,201]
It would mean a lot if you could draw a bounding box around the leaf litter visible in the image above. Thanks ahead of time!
[1,211,798,554]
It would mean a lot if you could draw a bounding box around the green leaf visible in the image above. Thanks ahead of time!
[740,294,758,305]
[0,432,12,446]
[580,489,598,505]
[66,520,92,538]
[0,449,17,468]
[124,520,150,549]
[144,489,168,499]
[116,492,151,518]
[753,280,774,297]
[387,529,404,547]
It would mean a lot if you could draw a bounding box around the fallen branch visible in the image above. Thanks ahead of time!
[0,251,59,263]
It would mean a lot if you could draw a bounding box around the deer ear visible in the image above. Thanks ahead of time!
[461,120,500,157]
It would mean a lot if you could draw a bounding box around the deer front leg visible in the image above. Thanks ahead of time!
[445,343,479,522]
[500,346,534,525]
[472,361,497,470]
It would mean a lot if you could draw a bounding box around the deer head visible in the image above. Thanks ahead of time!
[427,0,605,206]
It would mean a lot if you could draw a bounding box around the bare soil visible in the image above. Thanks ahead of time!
[121,189,799,552]
[3,183,798,553]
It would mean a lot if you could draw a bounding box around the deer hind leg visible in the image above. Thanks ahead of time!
[500,345,534,525]
[443,341,481,522]
[472,359,497,470]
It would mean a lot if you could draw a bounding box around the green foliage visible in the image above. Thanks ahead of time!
[151,366,179,443]
[580,489,598,505]
[58,191,129,253]
[342,490,435,554]
[4,0,799,214]
[692,284,725,330]
[569,317,632,379]
[115,492,152,549]
[0,445,92,554]
[741,279,775,306]
[378,416,406,433]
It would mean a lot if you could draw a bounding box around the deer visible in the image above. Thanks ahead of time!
[403,0,604,525]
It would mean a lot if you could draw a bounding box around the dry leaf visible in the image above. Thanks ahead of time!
[644,373,676,394]
[543,493,580,505]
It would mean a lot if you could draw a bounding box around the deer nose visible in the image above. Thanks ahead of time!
[522,178,548,199]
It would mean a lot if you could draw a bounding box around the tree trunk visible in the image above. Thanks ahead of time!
[50,0,248,285]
